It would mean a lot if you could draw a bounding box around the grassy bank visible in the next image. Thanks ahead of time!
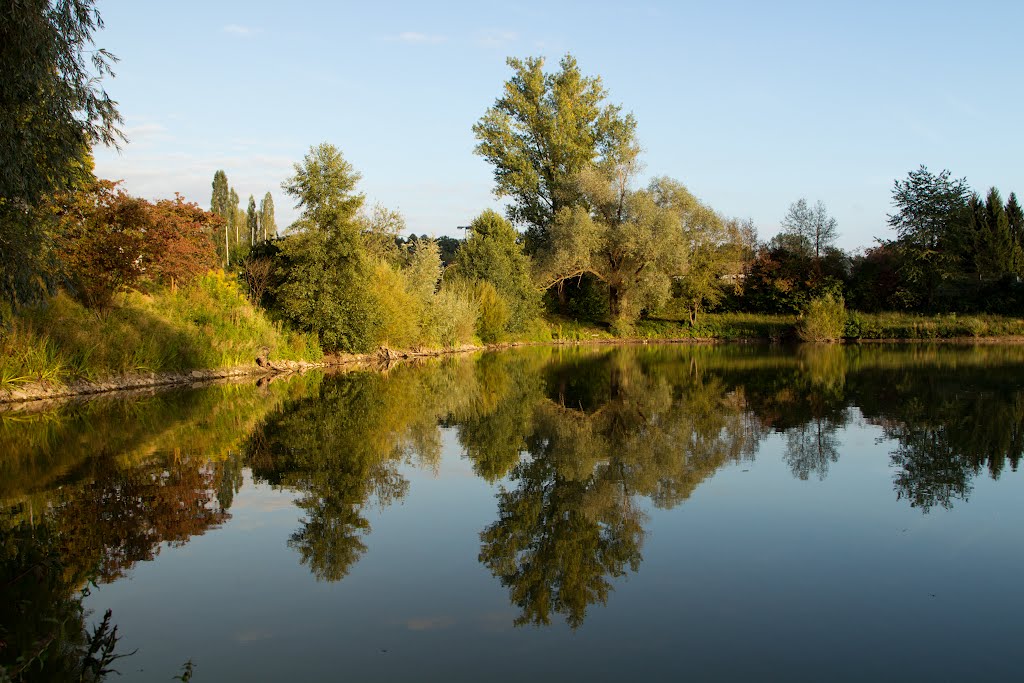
[846,312,1024,339]
[545,312,796,342]
[5,282,1024,395]
[547,310,1024,343]
[0,271,321,389]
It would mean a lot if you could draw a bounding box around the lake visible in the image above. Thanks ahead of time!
[3,343,1023,681]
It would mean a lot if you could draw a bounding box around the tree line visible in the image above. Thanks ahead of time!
[472,54,1024,322]
[3,1,1023,352]
[220,55,1024,353]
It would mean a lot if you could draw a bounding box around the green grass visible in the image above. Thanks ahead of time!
[637,312,797,341]
[542,312,796,342]
[846,311,1024,340]
[544,310,1024,344]
[0,271,322,389]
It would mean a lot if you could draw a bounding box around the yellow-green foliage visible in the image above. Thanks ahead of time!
[427,280,479,348]
[518,317,553,343]
[367,260,420,349]
[0,271,321,388]
[798,294,847,342]
[475,281,511,344]
[363,252,480,350]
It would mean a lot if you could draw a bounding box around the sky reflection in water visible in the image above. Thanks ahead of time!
[2,344,1023,681]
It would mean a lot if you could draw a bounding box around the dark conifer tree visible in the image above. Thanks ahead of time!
[1006,192,1024,276]
[984,188,1015,278]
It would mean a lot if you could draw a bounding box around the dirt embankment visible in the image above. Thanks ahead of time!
[0,342,509,407]
[0,337,635,407]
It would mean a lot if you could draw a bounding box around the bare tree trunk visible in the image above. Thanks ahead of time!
[609,284,620,318]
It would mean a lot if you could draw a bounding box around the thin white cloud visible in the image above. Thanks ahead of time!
[125,122,167,138]
[391,31,447,44]
[474,29,518,48]
[223,24,261,36]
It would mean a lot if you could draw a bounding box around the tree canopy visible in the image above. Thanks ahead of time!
[650,177,745,324]
[0,0,123,305]
[0,0,123,206]
[887,166,971,309]
[780,198,838,259]
[259,192,276,240]
[455,209,539,332]
[536,163,688,323]
[473,54,637,250]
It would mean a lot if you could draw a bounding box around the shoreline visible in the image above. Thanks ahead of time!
[3,334,1023,409]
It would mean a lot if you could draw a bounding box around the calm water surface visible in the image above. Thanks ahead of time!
[3,344,1023,681]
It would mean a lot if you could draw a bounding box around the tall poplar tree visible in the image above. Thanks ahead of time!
[210,170,230,266]
[246,194,258,245]
[259,192,276,240]
[1006,192,1024,276]
[228,187,240,253]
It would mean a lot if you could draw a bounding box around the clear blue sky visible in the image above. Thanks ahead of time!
[92,0,1024,251]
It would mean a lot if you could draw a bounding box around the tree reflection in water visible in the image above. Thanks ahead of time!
[3,342,1024,655]
[476,349,761,627]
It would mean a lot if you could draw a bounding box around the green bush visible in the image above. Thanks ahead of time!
[798,294,846,342]
[843,311,863,339]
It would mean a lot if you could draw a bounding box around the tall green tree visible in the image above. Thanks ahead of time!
[246,194,258,245]
[1007,192,1024,277]
[210,170,230,266]
[228,187,241,254]
[473,54,638,250]
[887,166,971,309]
[1006,193,1024,242]
[272,142,374,351]
[259,192,276,240]
[209,171,229,218]
[1,0,124,304]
